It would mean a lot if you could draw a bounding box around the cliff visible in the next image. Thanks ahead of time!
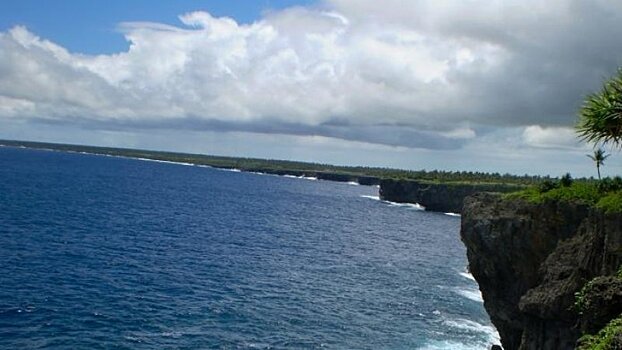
[380,179,522,213]
[461,193,622,349]
[244,168,380,185]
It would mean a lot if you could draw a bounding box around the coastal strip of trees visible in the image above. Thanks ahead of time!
[1,139,547,186]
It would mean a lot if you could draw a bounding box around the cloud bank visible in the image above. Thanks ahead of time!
[1,0,622,151]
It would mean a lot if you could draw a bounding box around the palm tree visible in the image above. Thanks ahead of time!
[587,148,610,180]
[577,69,622,147]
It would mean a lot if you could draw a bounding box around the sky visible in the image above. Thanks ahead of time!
[1,0,622,177]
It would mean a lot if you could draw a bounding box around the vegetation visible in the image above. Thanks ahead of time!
[560,173,574,187]
[577,69,622,147]
[506,176,622,213]
[588,148,611,180]
[574,269,622,349]
[596,191,622,213]
[577,315,622,350]
[574,279,597,315]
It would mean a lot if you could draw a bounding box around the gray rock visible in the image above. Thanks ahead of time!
[460,193,622,350]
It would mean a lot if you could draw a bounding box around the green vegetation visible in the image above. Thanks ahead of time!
[577,315,622,349]
[574,279,598,315]
[506,176,622,213]
[596,191,622,213]
[574,271,622,348]
[577,69,622,147]
[507,180,599,204]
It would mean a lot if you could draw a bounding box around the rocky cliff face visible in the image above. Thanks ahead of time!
[380,179,521,213]
[461,193,622,350]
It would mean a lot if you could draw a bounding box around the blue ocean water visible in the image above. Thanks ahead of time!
[0,147,497,349]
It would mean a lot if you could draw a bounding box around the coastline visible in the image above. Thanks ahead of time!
[0,140,529,215]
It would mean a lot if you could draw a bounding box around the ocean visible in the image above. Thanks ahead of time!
[0,146,498,349]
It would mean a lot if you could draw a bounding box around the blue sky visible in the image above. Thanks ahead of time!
[0,0,315,54]
[1,1,622,176]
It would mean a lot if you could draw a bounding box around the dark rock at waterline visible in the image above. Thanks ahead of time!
[461,192,622,350]
[248,168,381,185]
[379,179,522,213]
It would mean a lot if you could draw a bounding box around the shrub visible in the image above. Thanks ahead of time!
[560,173,573,187]
[599,177,622,193]
[577,316,622,349]
[538,180,559,193]
[596,191,622,213]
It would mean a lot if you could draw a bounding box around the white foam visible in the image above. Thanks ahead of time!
[443,318,501,345]
[135,158,195,167]
[360,195,381,201]
[460,271,476,281]
[387,201,425,210]
[359,195,426,210]
[281,174,318,180]
[444,212,461,217]
[347,181,359,186]
[417,340,490,350]
[455,288,484,303]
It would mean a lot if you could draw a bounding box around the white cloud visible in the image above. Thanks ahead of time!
[1,0,622,151]
[522,125,581,149]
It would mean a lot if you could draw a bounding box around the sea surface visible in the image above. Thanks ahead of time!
[0,146,497,349]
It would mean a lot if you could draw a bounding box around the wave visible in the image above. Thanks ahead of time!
[443,318,500,343]
[360,195,425,210]
[135,158,195,167]
[444,212,461,217]
[455,288,484,303]
[347,181,360,186]
[417,340,492,350]
[455,269,483,302]
[388,201,425,210]
[221,168,241,172]
[459,271,476,281]
[360,195,381,201]
[418,318,500,350]
[282,174,317,180]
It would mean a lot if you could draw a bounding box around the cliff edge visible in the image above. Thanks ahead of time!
[461,193,622,350]
[380,179,522,213]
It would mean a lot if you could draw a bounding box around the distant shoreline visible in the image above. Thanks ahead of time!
[0,139,543,187]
